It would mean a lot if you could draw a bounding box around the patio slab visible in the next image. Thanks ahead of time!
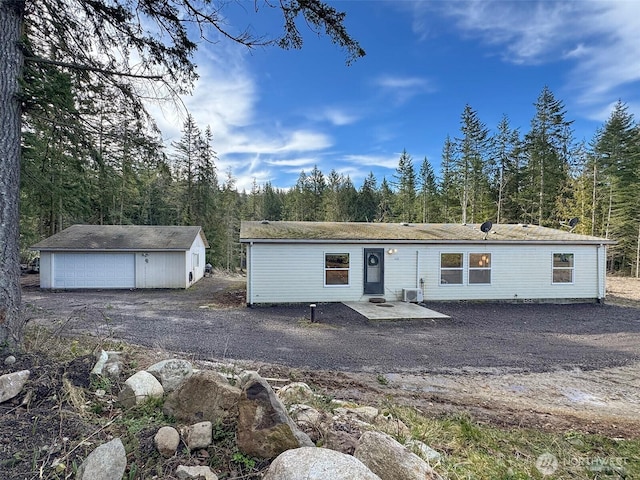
[343,301,450,320]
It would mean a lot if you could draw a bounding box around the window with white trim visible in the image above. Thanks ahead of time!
[440,253,463,284]
[469,253,491,284]
[325,253,350,286]
[553,253,574,283]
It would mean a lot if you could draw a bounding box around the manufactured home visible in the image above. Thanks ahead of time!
[31,225,209,289]
[240,221,614,305]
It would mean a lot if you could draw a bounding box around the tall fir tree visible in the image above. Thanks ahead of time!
[522,86,574,226]
[393,149,417,222]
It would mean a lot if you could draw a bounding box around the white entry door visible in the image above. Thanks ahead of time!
[53,253,135,288]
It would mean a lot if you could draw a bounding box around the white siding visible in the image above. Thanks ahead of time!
[247,242,604,303]
[186,233,206,287]
[39,252,53,289]
[135,251,185,288]
[247,243,424,304]
[421,244,600,301]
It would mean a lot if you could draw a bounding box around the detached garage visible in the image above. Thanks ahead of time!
[31,225,209,289]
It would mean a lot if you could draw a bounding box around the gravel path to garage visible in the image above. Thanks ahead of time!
[22,276,640,374]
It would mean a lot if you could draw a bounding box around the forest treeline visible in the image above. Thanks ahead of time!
[20,76,640,275]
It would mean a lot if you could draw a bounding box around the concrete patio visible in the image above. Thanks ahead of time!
[343,301,450,320]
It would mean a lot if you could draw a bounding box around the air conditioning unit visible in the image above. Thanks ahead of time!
[402,288,423,303]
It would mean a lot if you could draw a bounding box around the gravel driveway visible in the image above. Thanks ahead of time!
[23,276,640,374]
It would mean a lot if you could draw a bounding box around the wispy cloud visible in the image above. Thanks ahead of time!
[412,1,640,119]
[309,107,360,126]
[343,154,398,169]
[374,74,436,104]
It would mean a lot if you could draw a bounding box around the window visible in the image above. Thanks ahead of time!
[553,253,574,283]
[469,253,491,284]
[325,253,350,286]
[440,253,463,284]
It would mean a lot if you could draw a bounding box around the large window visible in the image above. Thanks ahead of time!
[325,253,350,286]
[553,253,574,283]
[469,253,491,284]
[440,253,463,284]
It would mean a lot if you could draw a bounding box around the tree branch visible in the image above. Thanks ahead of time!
[24,56,164,80]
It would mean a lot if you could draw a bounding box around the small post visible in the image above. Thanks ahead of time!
[309,304,316,322]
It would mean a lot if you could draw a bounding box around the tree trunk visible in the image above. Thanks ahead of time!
[0,0,26,351]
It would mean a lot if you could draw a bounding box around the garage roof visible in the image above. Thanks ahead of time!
[31,225,209,251]
[240,221,615,245]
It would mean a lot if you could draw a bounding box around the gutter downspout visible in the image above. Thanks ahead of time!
[597,244,603,302]
[416,250,420,289]
[248,241,254,306]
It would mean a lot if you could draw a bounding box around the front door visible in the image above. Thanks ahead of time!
[364,248,384,295]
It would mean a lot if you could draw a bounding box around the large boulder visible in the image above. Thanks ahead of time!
[354,431,439,480]
[76,438,127,480]
[237,373,314,459]
[0,370,30,403]
[163,370,241,424]
[146,359,193,392]
[118,371,164,408]
[263,447,381,480]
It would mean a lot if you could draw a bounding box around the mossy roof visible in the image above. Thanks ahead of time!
[240,221,615,245]
[31,225,209,251]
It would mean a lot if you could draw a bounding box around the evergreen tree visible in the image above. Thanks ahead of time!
[377,177,394,222]
[262,182,283,220]
[418,156,438,222]
[356,172,378,222]
[491,115,522,223]
[393,149,417,222]
[172,114,201,224]
[594,101,640,274]
[454,104,491,224]
[522,86,574,225]
[440,135,459,222]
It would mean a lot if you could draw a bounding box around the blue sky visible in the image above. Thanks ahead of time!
[149,0,640,192]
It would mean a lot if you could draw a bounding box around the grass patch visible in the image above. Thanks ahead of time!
[382,403,639,479]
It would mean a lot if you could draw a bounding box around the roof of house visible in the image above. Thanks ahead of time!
[31,225,209,251]
[240,221,615,245]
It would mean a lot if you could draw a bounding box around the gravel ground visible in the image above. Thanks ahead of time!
[20,273,640,437]
[22,275,640,374]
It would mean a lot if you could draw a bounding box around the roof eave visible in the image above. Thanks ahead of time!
[240,238,617,245]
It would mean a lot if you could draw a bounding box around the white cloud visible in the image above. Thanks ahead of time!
[343,154,398,169]
[310,107,360,126]
[412,0,640,119]
[374,74,436,104]
[266,157,318,168]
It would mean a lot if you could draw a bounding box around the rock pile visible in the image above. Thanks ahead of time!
[1,351,443,479]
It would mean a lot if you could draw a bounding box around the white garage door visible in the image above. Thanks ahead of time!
[53,253,135,288]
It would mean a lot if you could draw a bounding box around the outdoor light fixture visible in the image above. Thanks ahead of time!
[387,248,398,255]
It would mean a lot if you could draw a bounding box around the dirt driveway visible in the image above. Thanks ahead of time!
[22,273,640,437]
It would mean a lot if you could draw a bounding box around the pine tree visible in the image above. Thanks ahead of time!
[440,135,460,222]
[393,149,417,222]
[262,182,283,221]
[522,86,574,225]
[356,172,378,222]
[594,101,640,274]
[172,114,201,224]
[454,105,492,224]
[491,115,522,223]
[377,178,394,222]
[418,157,438,222]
